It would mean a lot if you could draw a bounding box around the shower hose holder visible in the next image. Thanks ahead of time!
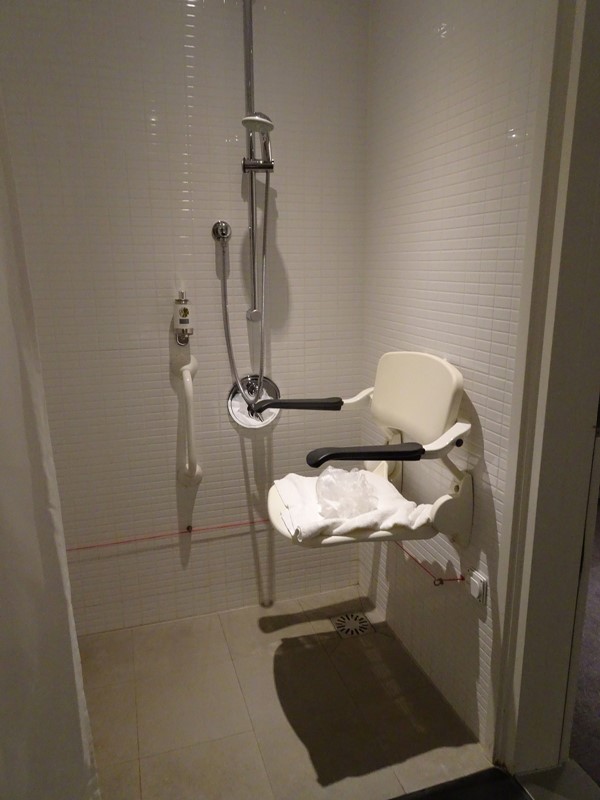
[242,157,274,173]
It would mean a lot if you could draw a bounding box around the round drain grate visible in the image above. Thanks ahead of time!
[331,611,372,638]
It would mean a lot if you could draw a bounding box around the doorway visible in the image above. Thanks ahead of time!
[495,0,600,776]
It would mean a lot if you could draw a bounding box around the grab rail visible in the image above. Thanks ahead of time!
[250,397,343,414]
[177,356,203,486]
[249,387,374,416]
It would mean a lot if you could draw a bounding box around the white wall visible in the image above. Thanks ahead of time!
[0,0,367,633]
[359,0,557,749]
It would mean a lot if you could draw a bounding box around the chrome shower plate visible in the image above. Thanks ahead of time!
[227,375,281,429]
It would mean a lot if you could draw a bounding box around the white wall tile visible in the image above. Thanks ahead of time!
[0,0,367,633]
[359,0,555,748]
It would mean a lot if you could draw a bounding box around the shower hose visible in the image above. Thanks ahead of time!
[219,172,270,409]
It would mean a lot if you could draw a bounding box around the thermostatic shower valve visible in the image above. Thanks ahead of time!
[174,290,194,346]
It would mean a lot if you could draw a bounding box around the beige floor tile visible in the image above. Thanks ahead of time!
[255,718,404,800]
[393,742,491,794]
[140,731,275,800]
[298,586,363,616]
[98,759,141,800]
[80,591,489,798]
[327,630,440,703]
[232,650,295,730]
[86,682,138,768]
[359,697,471,768]
[219,599,315,658]
[233,639,353,730]
[342,656,474,768]
[324,631,478,771]
[79,629,134,688]
[136,656,252,757]
[133,613,230,680]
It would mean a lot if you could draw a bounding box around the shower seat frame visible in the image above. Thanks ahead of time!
[263,351,474,549]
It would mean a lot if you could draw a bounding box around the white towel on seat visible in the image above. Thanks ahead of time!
[273,470,432,542]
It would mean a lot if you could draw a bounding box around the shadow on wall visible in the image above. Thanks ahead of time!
[376,391,501,748]
[455,394,503,749]
[237,424,277,607]
[213,184,288,379]
[264,603,476,787]
[239,177,289,335]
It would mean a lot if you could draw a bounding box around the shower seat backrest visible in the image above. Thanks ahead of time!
[370,351,464,445]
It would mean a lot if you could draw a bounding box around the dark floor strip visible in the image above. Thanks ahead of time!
[390,768,530,799]
[570,512,600,785]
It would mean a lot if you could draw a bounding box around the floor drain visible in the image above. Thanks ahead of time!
[330,611,373,638]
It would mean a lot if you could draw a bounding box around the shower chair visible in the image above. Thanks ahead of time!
[254,351,473,548]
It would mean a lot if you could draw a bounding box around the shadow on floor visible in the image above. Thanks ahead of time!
[267,601,476,788]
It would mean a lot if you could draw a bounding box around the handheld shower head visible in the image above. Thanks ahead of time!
[242,112,274,133]
[242,112,273,164]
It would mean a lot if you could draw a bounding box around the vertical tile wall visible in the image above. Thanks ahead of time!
[359,0,556,747]
[0,0,367,633]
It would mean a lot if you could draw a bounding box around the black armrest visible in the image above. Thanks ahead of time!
[250,397,344,414]
[306,443,425,468]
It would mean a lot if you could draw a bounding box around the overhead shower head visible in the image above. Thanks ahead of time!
[241,112,274,133]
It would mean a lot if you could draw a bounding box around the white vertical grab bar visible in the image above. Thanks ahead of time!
[177,356,202,486]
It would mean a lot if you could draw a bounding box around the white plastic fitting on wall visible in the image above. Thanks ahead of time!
[177,355,203,486]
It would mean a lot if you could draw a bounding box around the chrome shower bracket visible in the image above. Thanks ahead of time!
[212,219,232,244]
[242,157,274,173]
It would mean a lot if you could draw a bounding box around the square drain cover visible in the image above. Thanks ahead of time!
[330,611,373,638]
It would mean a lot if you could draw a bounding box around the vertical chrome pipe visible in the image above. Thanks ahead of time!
[242,0,255,118]
[243,0,259,320]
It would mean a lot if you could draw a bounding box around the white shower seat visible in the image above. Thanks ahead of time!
[266,351,473,548]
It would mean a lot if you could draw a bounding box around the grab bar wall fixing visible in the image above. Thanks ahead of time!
[173,290,194,346]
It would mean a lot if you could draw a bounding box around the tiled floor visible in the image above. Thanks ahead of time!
[78,587,490,799]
